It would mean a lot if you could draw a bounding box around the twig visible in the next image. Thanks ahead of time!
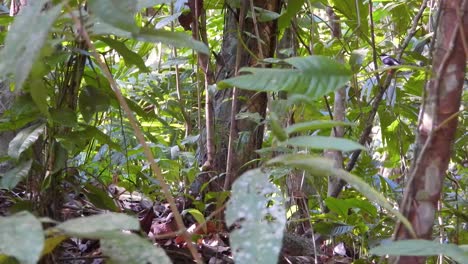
[67,8,203,263]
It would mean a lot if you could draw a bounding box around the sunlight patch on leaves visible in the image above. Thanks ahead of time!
[0,211,44,264]
[226,169,286,264]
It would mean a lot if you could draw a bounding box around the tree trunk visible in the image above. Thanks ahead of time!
[205,1,279,190]
[393,0,467,263]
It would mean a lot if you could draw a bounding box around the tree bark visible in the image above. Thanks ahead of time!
[205,0,279,190]
[393,0,467,263]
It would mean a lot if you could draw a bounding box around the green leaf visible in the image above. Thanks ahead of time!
[285,120,355,135]
[269,113,287,142]
[370,240,468,263]
[84,184,119,212]
[253,7,281,22]
[325,197,377,219]
[286,135,365,152]
[8,123,45,159]
[85,126,122,151]
[79,86,111,123]
[183,209,206,226]
[101,232,172,264]
[226,169,286,264]
[325,197,351,218]
[0,211,44,264]
[0,95,41,132]
[97,37,148,72]
[56,213,139,238]
[135,28,209,55]
[49,108,77,127]
[0,159,33,190]
[29,78,49,116]
[267,154,416,237]
[330,0,369,40]
[0,0,63,90]
[41,235,67,257]
[88,0,138,33]
[91,22,209,55]
[218,56,351,99]
[137,0,172,10]
[278,0,305,30]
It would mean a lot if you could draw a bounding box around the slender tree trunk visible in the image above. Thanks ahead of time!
[325,7,346,199]
[393,0,467,263]
[204,0,279,190]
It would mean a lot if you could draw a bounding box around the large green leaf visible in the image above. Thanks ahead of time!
[267,154,416,237]
[0,211,44,264]
[0,159,33,190]
[285,135,365,152]
[226,169,286,264]
[370,240,468,263]
[0,0,63,90]
[285,120,355,135]
[97,37,148,72]
[56,213,139,238]
[88,0,138,33]
[135,28,209,55]
[91,22,209,54]
[101,232,172,264]
[218,56,351,99]
[8,123,45,159]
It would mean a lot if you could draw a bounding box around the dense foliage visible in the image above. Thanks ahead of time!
[0,0,466,263]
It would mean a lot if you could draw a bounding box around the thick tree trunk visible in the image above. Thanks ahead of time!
[393,0,467,263]
[206,1,279,190]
